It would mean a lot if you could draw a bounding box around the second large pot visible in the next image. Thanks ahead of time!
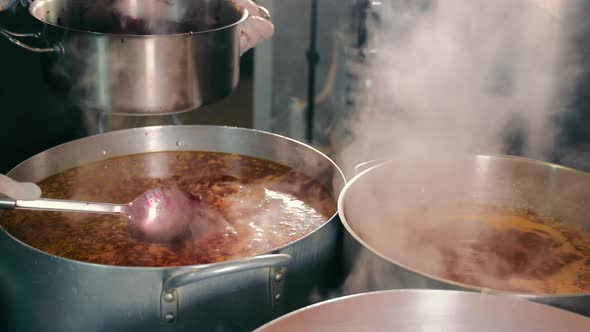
[338,155,590,316]
[0,125,346,332]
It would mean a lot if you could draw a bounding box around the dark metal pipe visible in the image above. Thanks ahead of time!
[306,0,319,143]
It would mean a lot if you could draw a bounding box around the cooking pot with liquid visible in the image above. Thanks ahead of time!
[338,155,590,316]
[0,125,346,332]
[0,0,270,115]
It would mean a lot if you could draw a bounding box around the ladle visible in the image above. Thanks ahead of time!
[0,187,200,241]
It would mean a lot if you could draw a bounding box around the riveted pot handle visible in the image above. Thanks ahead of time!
[160,254,291,325]
[0,29,61,53]
[163,253,290,292]
[354,159,386,174]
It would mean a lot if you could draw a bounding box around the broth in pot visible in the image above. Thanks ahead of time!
[0,151,337,267]
[387,203,590,294]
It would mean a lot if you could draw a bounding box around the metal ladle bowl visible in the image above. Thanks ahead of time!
[0,187,201,241]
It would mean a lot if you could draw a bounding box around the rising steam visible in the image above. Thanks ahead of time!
[338,0,581,176]
[328,0,584,298]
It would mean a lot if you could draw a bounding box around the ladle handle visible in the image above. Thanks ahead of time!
[0,196,129,216]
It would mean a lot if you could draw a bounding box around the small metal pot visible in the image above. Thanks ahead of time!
[255,290,590,331]
[0,0,270,115]
[338,155,590,316]
[0,125,346,332]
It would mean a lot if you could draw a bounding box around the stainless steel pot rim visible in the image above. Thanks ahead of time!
[254,288,590,331]
[1,125,345,271]
[28,0,249,37]
[337,154,590,299]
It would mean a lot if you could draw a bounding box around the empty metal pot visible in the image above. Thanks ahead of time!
[0,0,270,115]
[254,290,590,331]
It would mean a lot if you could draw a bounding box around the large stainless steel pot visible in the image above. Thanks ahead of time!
[0,125,346,332]
[255,289,590,331]
[338,155,590,316]
[0,0,270,115]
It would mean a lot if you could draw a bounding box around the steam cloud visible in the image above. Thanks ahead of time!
[328,0,585,299]
[339,0,581,176]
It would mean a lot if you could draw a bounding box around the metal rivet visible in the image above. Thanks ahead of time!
[274,293,281,302]
[164,292,175,302]
[164,313,176,324]
[274,273,283,282]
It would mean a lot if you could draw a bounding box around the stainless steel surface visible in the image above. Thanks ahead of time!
[338,155,590,316]
[0,198,16,209]
[255,289,590,331]
[0,125,346,332]
[160,254,291,326]
[0,29,56,52]
[0,0,266,115]
[269,263,287,310]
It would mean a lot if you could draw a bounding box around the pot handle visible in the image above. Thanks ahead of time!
[0,29,61,53]
[254,4,271,20]
[354,159,386,174]
[163,253,290,291]
[160,253,291,325]
[239,4,272,55]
